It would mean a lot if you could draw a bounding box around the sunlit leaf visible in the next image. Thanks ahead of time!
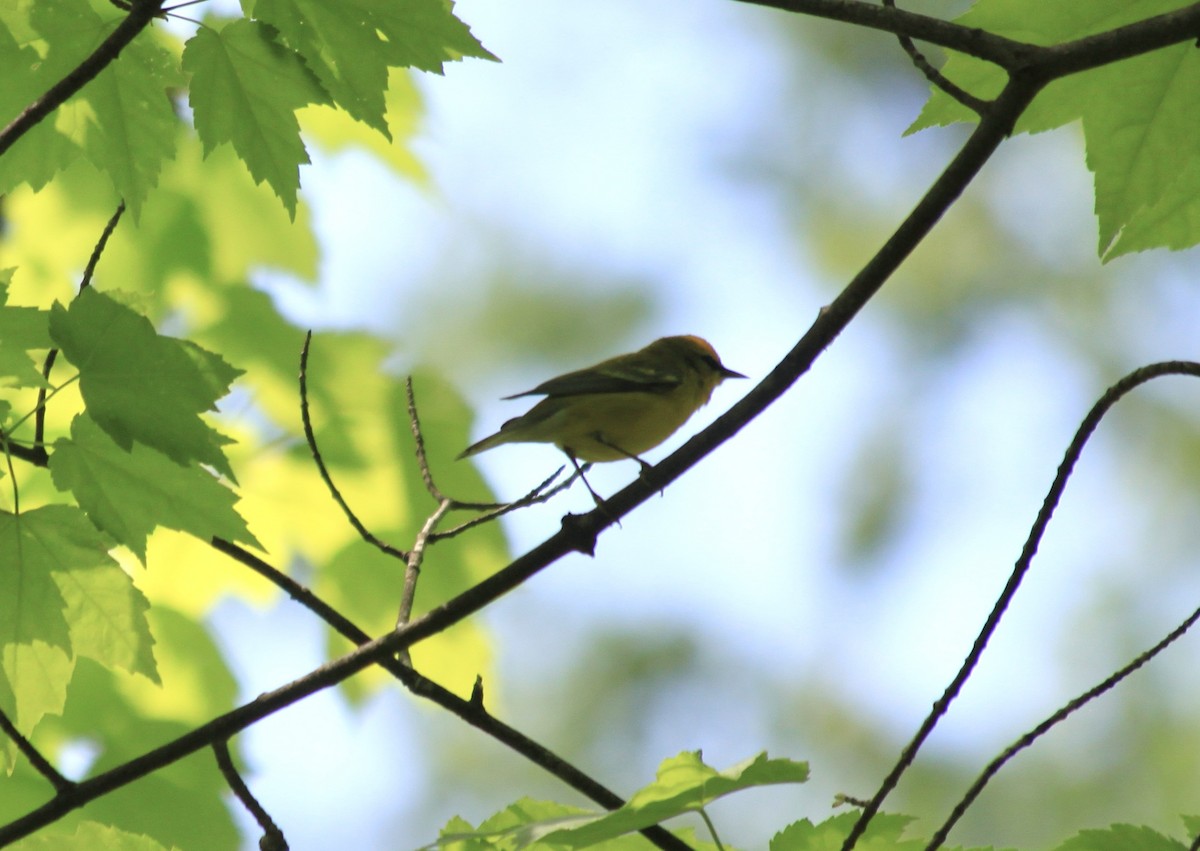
[51,414,259,562]
[183,18,327,216]
[48,288,241,479]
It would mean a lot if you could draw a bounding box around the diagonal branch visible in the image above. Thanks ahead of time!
[33,202,126,456]
[0,65,1041,851]
[0,1,166,158]
[208,537,691,851]
[0,707,73,795]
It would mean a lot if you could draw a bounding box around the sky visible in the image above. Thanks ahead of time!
[205,0,1200,848]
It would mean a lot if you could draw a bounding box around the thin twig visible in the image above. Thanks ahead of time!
[0,707,73,794]
[881,0,990,116]
[427,465,578,542]
[33,202,125,455]
[397,500,452,630]
[402,375,572,515]
[298,332,410,561]
[843,361,1200,850]
[405,376,446,502]
[213,738,288,851]
[926,596,1200,850]
[208,537,691,851]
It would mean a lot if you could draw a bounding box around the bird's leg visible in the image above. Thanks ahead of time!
[592,433,661,494]
[565,451,618,523]
[591,433,652,474]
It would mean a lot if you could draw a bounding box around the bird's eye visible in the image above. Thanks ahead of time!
[701,355,720,370]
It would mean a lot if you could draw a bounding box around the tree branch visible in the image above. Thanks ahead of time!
[0,708,73,795]
[849,362,1200,851]
[208,537,692,851]
[0,1,166,158]
[733,0,1032,67]
[881,0,989,116]
[929,591,1200,849]
[0,67,1036,850]
[213,738,288,851]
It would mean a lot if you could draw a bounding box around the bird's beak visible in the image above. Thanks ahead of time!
[720,366,747,380]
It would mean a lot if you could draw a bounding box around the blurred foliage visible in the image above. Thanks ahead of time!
[4,0,1200,849]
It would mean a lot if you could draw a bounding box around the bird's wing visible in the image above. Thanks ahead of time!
[503,359,682,399]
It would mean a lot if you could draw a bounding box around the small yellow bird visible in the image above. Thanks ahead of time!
[458,335,745,499]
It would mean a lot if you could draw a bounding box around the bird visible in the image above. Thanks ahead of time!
[458,335,745,503]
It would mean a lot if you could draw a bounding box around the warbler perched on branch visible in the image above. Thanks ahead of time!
[458,335,745,501]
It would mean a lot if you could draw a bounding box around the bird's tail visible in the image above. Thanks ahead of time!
[456,430,509,460]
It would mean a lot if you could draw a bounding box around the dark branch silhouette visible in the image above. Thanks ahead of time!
[213,738,288,851]
[843,361,1200,849]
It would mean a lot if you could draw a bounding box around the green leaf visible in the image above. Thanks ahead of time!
[909,0,1200,258]
[770,813,921,851]
[10,821,179,851]
[253,0,392,134]
[253,0,495,135]
[0,271,53,388]
[183,18,328,216]
[0,1,179,211]
[75,30,182,220]
[362,0,498,70]
[48,288,240,480]
[51,414,260,562]
[435,798,725,851]
[0,505,157,752]
[0,643,71,771]
[533,752,809,847]
[0,509,73,653]
[5,504,156,677]
[1054,824,1184,851]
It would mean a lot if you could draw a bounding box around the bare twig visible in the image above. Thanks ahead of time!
[927,596,1200,850]
[299,332,410,561]
[403,375,573,516]
[0,707,73,794]
[0,3,166,158]
[208,537,691,851]
[844,361,1200,850]
[405,376,446,502]
[397,499,451,630]
[881,0,989,116]
[428,466,579,542]
[213,738,288,851]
